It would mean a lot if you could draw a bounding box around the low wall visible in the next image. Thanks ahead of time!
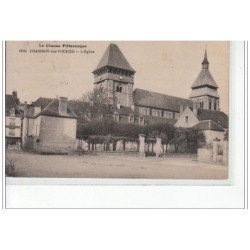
[76,139,139,152]
[81,150,141,157]
[162,153,197,158]
[34,140,76,154]
[197,148,213,163]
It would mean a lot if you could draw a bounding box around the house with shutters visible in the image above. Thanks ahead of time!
[5,91,23,147]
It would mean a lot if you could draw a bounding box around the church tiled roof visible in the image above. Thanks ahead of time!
[192,120,225,132]
[196,109,228,129]
[134,88,193,112]
[191,69,218,89]
[93,43,135,73]
[191,50,218,89]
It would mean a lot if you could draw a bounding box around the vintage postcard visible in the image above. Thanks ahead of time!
[5,41,229,180]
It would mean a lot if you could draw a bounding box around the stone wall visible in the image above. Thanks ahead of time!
[34,115,77,154]
[197,140,228,165]
[197,148,213,162]
[203,130,225,144]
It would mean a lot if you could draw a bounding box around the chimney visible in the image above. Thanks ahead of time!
[59,97,68,116]
[12,90,17,100]
[193,103,198,116]
[12,90,19,104]
[180,105,184,115]
[23,102,28,115]
[131,105,135,111]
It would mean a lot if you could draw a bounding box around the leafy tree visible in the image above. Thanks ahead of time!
[171,128,205,153]
[81,87,111,120]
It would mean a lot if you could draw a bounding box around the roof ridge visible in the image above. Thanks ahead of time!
[209,119,225,130]
[134,88,191,101]
[198,108,227,115]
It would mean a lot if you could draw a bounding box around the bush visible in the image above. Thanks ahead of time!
[5,158,15,177]
[170,128,205,153]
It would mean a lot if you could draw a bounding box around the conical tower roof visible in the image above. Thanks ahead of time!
[93,43,135,73]
[202,49,209,65]
[191,50,218,89]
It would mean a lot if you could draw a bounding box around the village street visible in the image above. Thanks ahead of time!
[5,150,228,179]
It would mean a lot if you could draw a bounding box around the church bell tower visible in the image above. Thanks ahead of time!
[92,43,135,108]
[189,50,220,111]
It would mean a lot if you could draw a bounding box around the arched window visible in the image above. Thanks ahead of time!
[209,100,212,110]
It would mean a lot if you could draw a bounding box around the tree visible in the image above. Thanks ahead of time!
[81,87,111,120]
[171,128,205,153]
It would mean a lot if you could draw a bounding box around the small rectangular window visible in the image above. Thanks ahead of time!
[9,128,15,136]
[9,108,15,117]
[185,116,189,123]
[9,118,15,125]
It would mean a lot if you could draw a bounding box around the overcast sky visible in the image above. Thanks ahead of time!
[6,41,229,113]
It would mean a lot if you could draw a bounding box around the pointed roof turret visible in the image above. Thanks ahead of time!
[191,49,218,90]
[93,43,135,73]
[202,49,209,69]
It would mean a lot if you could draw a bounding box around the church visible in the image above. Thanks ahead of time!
[92,43,228,141]
[20,43,228,153]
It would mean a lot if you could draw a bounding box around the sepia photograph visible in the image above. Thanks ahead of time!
[5,41,229,180]
[0,2,249,250]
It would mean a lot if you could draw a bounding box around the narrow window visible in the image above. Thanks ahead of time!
[185,116,189,123]
[209,100,212,110]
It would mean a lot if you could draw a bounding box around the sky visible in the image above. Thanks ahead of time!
[6,41,229,113]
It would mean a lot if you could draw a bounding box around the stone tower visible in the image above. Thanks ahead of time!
[92,43,135,108]
[189,50,220,110]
